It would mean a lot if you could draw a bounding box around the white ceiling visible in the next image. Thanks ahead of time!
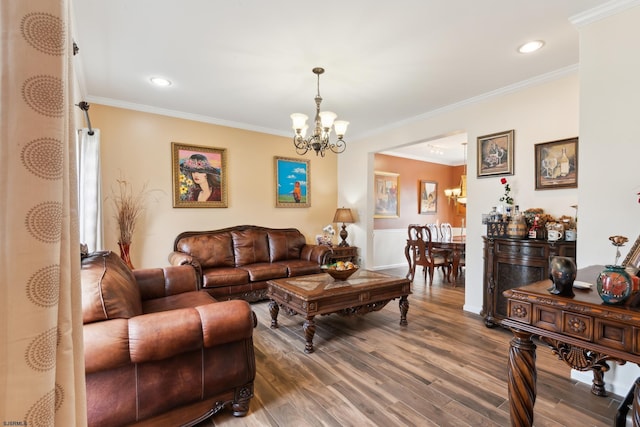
[71,0,611,164]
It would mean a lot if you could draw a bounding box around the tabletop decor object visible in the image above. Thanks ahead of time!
[597,236,633,304]
[547,256,576,297]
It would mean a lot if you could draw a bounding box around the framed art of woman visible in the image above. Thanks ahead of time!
[172,142,228,208]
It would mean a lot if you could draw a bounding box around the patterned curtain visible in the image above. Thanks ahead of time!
[0,0,87,425]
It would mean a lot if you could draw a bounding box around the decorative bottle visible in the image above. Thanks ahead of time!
[528,215,539,239]
[560,147,570,177]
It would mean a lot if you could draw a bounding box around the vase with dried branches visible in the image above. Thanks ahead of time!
[111,179,148,269]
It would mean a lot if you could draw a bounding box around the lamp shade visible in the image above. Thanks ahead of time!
[333,208,354,223]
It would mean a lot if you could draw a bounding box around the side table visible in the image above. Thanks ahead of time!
[327,246,358,264]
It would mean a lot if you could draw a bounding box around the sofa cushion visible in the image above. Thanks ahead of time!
[176,233,235,269]
[239,263,288,282]
[232,229,269,267]
[81,251,143,324]
[202,267,250,288]
[267,230,306,262]
[142,291,215,314]
[274,259,323,277]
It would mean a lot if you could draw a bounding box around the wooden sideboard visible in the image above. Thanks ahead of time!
[482,237,576,327]
[327,246,358,264]
[502,265,640,427]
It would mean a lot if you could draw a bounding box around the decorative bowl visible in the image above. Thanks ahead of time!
[323,266,358,281]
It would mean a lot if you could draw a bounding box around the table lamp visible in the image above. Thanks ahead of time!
[333,208,355,247]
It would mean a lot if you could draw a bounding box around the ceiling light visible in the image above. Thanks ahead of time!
[150,77,172,87]
[291,67,349,157]
[518,40,544,54]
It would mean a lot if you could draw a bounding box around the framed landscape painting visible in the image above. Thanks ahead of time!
[275,156,310,207]
[171,142,227,208]
[477,130,514,177]
[534,137,578,190]
[374,171,399,218]
[419,180,437,214]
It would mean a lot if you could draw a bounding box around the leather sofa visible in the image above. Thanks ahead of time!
[82,251,256,426]
[168,225,332,301]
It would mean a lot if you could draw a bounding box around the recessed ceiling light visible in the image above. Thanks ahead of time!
[518,40,544,54]
[150,77,172,87]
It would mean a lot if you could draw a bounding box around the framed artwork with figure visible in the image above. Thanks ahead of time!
[275,156,310,207]
[419,180,437,214]
[477,130,514,177]
[374,171,400,218]
[534,137,578,190]
[171,142,227,208]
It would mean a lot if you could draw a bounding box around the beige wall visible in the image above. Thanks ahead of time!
[573,5,640,395]
[91,105,337,268]
[340,73,580,314]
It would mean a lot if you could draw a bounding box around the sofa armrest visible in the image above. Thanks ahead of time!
[128,300,255,363]
[301,244,332,265]
[134,265,199,300]
[84,301,254,374]
[168,251,203,279]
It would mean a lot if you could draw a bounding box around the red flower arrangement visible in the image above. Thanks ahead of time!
[499,177,514,205]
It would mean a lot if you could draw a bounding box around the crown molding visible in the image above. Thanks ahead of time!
[570,0,640,28]
[83,95,290,137]
[355,65,579,142]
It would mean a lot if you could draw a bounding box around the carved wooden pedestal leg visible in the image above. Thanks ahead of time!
[303,316,316,354]
[508,329,536,427]
[269,300,279,329]
[399,295,409,326]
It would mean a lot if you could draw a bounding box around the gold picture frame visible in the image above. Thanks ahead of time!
[477,130,515,177]
[374,171,400,218]
[275,156,310,208]
[171,142,228,208]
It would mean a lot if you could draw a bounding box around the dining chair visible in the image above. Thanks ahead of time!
[426,223,441,242]
[405,225,450,284]
[440,223,453,242]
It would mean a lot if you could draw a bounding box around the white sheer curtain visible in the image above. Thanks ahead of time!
[0,0,87,424]
[77,128,103,252]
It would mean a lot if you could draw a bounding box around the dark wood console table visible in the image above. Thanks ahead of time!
[502,265,640,427]
[483,237,576,327]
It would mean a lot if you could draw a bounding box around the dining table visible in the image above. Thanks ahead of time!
[431,236,466,283]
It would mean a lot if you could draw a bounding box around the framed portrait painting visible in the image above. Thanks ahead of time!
[419,180,437,214]
[534,137,578,190]
[374,171,400,218]
[477,130,515,177]
[171,142,227,208]
[275,156,310,207]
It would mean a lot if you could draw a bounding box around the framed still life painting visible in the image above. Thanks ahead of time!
[275,156,310,207]
[171,142,227,208]
[477,130,515,178]
[374,171,400,218]
[534,137,578,190]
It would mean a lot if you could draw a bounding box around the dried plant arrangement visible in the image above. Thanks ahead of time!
[111,178,148,245]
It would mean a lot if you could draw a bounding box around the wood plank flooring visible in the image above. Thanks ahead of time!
[198,267,624,426]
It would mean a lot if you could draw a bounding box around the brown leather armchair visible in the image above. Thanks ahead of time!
[81,251,256,426]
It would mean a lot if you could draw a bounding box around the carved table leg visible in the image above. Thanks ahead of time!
[508,329,537,427]
[269,300,279,329]
[399,295,409,326]
[591,367,607,396]
[303,316,316,354]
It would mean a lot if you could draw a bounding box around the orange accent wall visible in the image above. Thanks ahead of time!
[374,154,466,229]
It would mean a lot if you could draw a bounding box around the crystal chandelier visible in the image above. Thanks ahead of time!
[291,67,349,157]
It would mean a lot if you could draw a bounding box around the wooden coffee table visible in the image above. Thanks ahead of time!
[267,270,411,353]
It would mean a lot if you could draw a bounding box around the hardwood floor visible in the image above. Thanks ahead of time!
[199,267,624,426]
